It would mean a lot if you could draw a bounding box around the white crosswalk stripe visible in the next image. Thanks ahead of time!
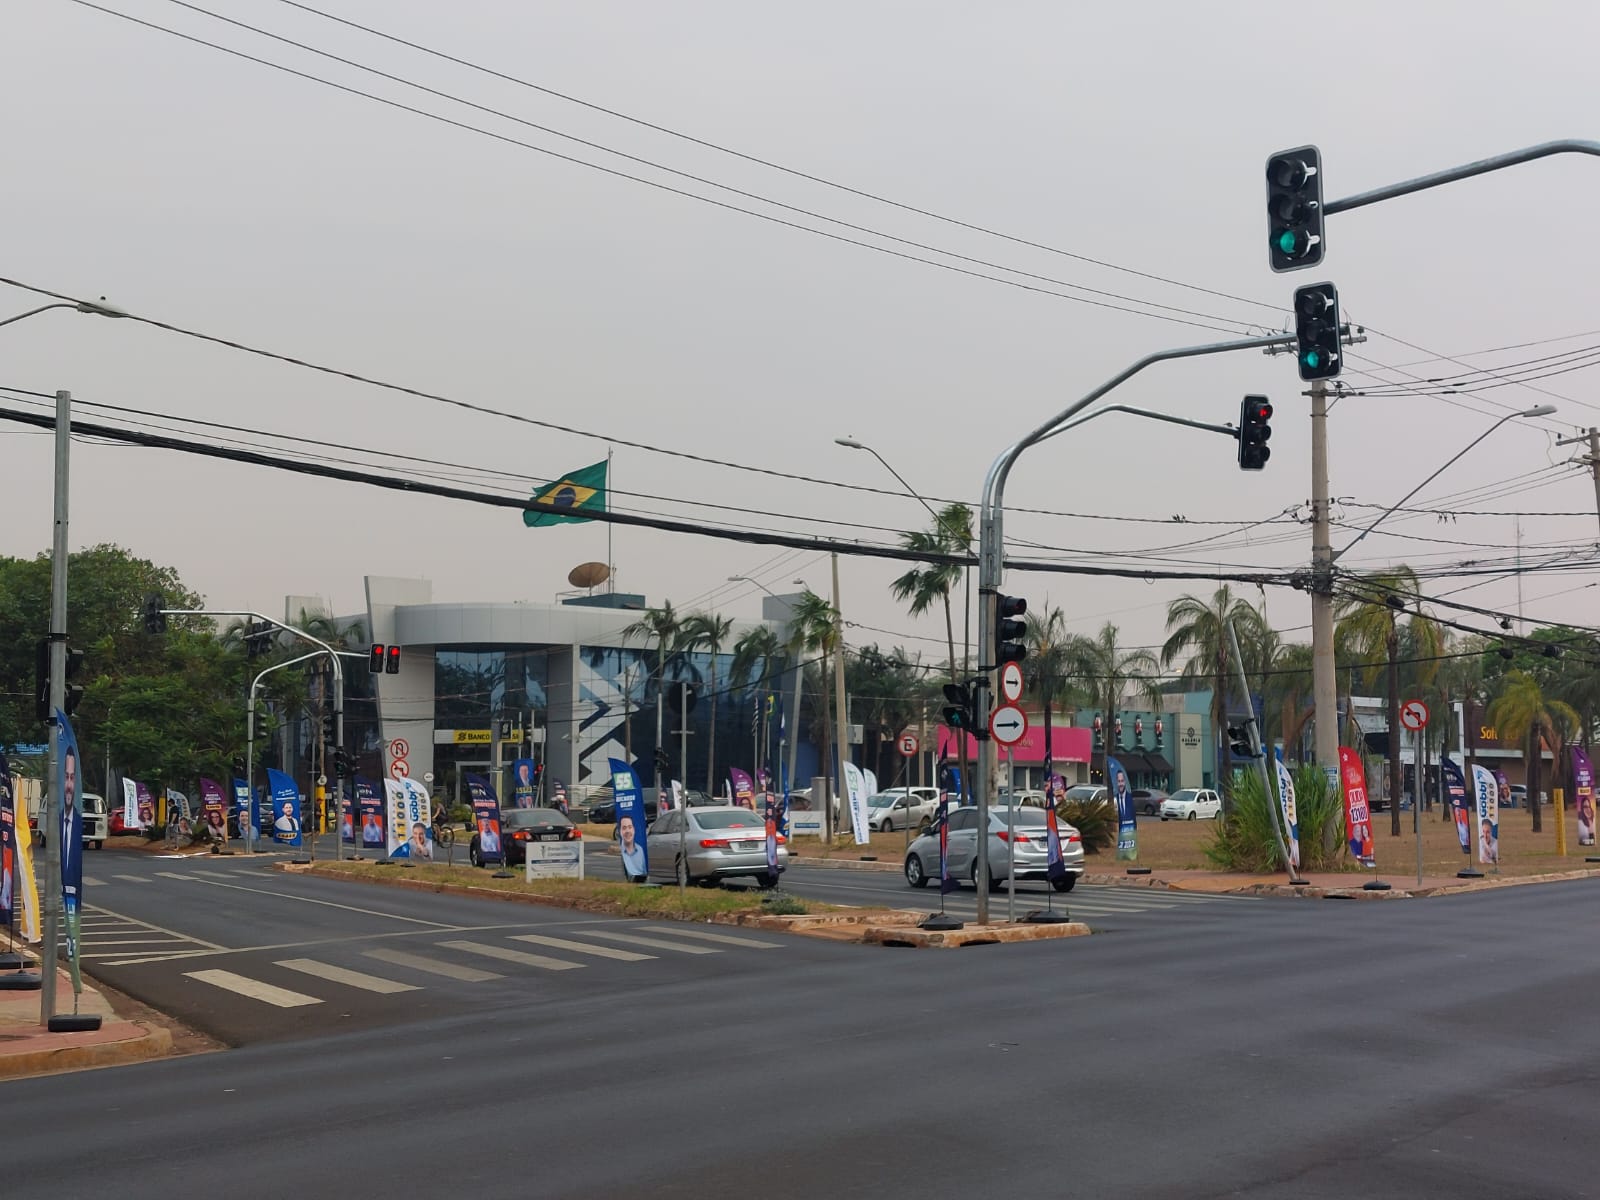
[510,934,655,962]
[437,940,586,971]
[185,968,321,1008]
[579,930,721,955]
[111,874,153,884]
[633,925,781,949]
[82,876,106,887]
[363,948,502,982]
[275,958,419,994]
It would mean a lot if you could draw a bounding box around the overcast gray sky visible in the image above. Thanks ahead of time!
[6,0,1599,665]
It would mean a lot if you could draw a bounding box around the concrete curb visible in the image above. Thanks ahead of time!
[0,1022,173,1081]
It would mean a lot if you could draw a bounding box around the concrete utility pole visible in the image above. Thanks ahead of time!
[831,553,850,846]
[39,390,72,1025]
[1554,427,1600,537]
[1308,380,1340,782]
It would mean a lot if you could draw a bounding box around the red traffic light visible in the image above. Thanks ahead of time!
[1250,402,1273,422]
[369,643,385,672]
[385,645,402,674]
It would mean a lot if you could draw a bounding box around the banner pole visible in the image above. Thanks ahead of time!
[1006,748,1016,925]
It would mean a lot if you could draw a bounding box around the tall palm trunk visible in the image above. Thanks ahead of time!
[706,657,719,796]
[943,592,971,805]
[1387,619,1402,837]
[1530,729,1543,833]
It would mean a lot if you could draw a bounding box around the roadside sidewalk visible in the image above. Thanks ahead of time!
[0,956,174,1080]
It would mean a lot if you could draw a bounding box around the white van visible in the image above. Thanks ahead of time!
[29,790,107,849]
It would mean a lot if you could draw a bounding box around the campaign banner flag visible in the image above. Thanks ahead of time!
[523,459,607,527]
[1044,784,1067,883]
[729,767,755,810]
[1338,747,1375,865]
[1442,757,1471,856]
[232,779,252,847]
[1107,755,1137,862]
[609,758,648,879]
[355,777,384,849]
[465,774,505,866]
[266,768,303,846]
[509,758,540,809]
[1471,763,1500,867]
[168,789,190,821]
[1,753,14,926]
[55,709,84,995]
[12,781,40,943]
[670,779,684,813]
[136,782,155,830]
[383,778,432,859]
[199,778,228,841]
[842,761,871,846]
[762,791,782,876]
[1275,752,1300,871]
[121,777,141,831]
[551,778,568,814]
[936,796,958,895]
[1572,747,1596,847]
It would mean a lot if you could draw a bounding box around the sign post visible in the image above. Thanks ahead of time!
[1400,698,1429,887]
[897,732,919,849]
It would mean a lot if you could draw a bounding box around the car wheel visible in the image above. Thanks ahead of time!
[1187,812,1197,821]
[1052,875,1077,893]
[469,843,483,867]
[1160,816,1168,822]
[1142,803,1155,816]
[904,854,928,888]
[94,840,104,850]
[755,872,778,889]
[881,818,894,833]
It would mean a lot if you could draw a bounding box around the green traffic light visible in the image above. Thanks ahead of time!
[1302,349,1323,369]
[1277,230,1299,254]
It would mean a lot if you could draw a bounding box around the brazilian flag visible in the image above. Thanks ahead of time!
[524,460,608,526]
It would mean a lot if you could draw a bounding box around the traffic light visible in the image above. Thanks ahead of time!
[1294,282,1342,381]
[245,621,274,660]
[34,638,49,722]
[320,711,335,745]
[942,682,975,731]
[994,595,1028,667]
[385,645,401,674]
[333,748,354,776]
[369,643,385,673]
[141,592,167,635]
[64,646,85,716]
[1266,146,1324,272]
[1237,396,1273,471]
[655,748,672,779]
[1227,720,1257,759]
[1092,714,1103,747]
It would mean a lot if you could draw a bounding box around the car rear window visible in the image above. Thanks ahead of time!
[994,809,1050,827]
[503,807,572,829]
[694,811,762,830]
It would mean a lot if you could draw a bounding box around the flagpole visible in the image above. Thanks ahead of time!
[606,448,614,594]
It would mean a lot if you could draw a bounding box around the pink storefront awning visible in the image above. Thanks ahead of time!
[936,723,1092,765]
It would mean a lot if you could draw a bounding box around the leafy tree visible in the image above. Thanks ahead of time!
[622,602,685,782]
[788,590,841,842]
[1023,603,1086,770]
[1489,671,1580,833]
[1161,586,1264,784]
[1067,623,1158,796]
[681,611,734,794]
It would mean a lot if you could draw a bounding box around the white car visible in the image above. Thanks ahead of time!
[1160,788,1222,821]
[867,790,937,832]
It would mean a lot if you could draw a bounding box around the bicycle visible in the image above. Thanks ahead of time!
[165,816,193,850]
[432,821,456,849]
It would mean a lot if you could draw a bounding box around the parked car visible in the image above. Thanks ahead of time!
[1130,788,1170,816]
[644,806,787,888]
[993,789,1049,809]
[589,786,713,825]
[1063,784,1107,805]
[1508,784,1528,809]
[903,806,1083,893]
[1160,788,1223,821]
[34,791,107,849]
[476,805,581,866]
[868,791,936,832]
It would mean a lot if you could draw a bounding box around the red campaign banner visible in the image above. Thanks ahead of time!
[1338,747,1375,865]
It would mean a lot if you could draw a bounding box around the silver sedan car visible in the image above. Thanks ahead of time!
[904,806,1084,892]
[645,806,787,888]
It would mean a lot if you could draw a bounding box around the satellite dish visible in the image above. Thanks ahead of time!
[568,561,611,590]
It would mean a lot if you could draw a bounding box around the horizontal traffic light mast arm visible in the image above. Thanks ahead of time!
[1323,138,1600,216]
[158,607,347,680]
[1037,403,1239,446]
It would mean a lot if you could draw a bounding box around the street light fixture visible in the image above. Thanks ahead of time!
[0,297,127,330]
[726,575,806,598]
[1335,404,1559,560]
[834,436,941,523]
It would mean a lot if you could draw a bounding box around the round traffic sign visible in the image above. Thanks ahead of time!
[389,738,410,759]
[1399,698,1429,732]
[999,661,1024,704]
[389,759,410,779]
[897,732,919,758]
[989,704,1028,747]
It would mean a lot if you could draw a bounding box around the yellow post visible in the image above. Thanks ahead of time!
[1555,786,1567,857]
[315,784,327,833]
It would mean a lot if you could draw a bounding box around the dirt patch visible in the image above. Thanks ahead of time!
[83,973,226,1060]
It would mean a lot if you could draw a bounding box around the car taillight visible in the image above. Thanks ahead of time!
[776,834,786,844]
[569,829,581,840]
[1067,833,1082,843]
[513,831,530,841]
[700,837,730,848]
[996,831,1030,844]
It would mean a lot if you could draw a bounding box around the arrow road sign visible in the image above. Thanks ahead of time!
[999,661,1024,704]
[989,704,1028,747]
[1399,698,1429,732]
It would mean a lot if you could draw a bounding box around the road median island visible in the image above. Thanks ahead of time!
[286,861,1095,946]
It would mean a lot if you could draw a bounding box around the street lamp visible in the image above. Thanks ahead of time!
[0,297,128,330]
[834,437,941,524]
[726,575,806,598]
[1335,404,1559,560]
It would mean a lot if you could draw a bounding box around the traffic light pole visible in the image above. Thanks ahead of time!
[976,332,1294,924]
[1309,380,1340,781]
[1321,139,1600,217]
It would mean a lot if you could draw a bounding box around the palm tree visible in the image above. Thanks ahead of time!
[1024,603,1076,777]
[622,602,684,786]
[731,626,785,779]
[682,611,734,795]
[1490,671,1580,834]
[1067,623,1158,793]
[1335,567,1443,836]
[788,590,841,842]
[1260,640,1315,764]
[1162,586,1265,785]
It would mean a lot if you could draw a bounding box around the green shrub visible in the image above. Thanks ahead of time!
[1058,798,1116,855]
[1207,763,1347,873]
[447,804,472,826]
[761,892,808,915]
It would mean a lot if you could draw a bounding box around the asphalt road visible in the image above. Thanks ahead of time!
[14,858,1600,1198]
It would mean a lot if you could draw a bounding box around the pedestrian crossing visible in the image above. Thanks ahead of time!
[77,904,224,965]
[918,885,1256,922]
[174,923,784,1010]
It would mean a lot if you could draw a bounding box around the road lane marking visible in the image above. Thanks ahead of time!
[82,903,226,950]
[580,930,720,955]
[510,934,655,962]
[82,876,106,887]
[634,925,781,949]
[111,874,154,884]
[276,958,419,994]
[363,948,502,982]
[185,968,322,1007]
[159,874,460,927]
[98,951,223,966]
[437,940,585,971]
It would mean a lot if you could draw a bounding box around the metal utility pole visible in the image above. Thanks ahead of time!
[1309,380,1340,781]
[39,390,72,1024]
[830,553,850,845]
